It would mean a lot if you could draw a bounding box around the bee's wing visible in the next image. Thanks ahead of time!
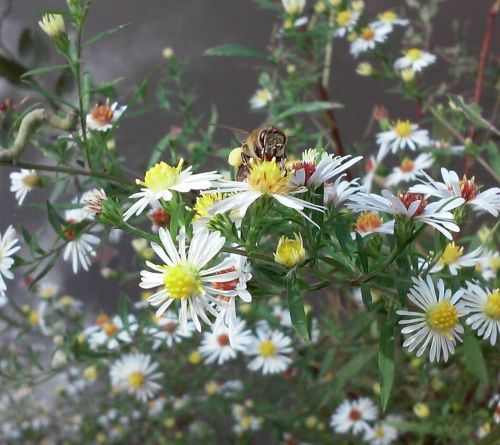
[213,124,250,145]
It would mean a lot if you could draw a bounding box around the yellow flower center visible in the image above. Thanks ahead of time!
[163,263,202,299]
[374,426,386,439]
[406,48,422,61]
[336,10,352,26]
[400,158,415,172]
[193,193,222,221]
[247,161,290,194]
[240,416,253,429]
[361,27,375,41]
[490,257,500,270]
[438,242,463,266]
[484,289,500,320]
[255,89,272,103]
[259,340,277,357]
[127,371,146,389]
[28,311,39,326]
[393,120,413,138]
[379,10,397,23]
[427,301,459,337]
[139,160,183,192]
[354,212,383,233]
[104,323,118,337]
[274,233,306,268]
[22,173,40,188]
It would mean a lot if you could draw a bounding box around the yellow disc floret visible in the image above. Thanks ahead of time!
[484,289,500,320]
[393,120,413,138]
[406,48,423,61]
[336,10,352,26]
[139,160,184,192]
[163,263,202,299]
[274,233,306,268]
[247,161,290,194]
[259,340,277,357]
[427,301,459,337]
[438,242,463,267]
[379,10,397,23]
[127,371,146,389]
[193,193,222,222]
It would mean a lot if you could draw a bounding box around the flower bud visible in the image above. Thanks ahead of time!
[274,233,306,268]
[39,14,65,38]
[401,69,415,82]
[413,403,430,418]
[162,47,174,59]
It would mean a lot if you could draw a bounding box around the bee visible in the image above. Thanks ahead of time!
[221,125,287,180]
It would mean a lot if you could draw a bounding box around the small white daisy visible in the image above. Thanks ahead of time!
[37,282,59,300]
[352,212,394,238]
[246,327,293,374]
[62,205,100,273]
[397,275,467,362]
[324,174,362,207]
[272,305,293,328]
[84,314,137,350]
[350,24,392,58]
[348,190,464,240]
[123,159,220,221]
[140,226,249,332]
[410,168,500,217]
[334,10,360,37]
[426,241,483,275]
[0,225,20,302]
[282,0,305,15]
[109,353,163,402]
[199,318,252,365]
[250,88,273,109]
[291,151,362,189]
[386,153,434,186]
[232,403,263,434]
[86,100,126,131]
[82,188,107,218]
[208,160,324,227]
[9,169,40,205]
[462,282,500,345]
[376,120,430,161]
[394,48,436,72]
[371,10,409,31]
[364,420,399,445]
[145,311,195,349]
[474,249,499,281]
[330,397,378,435]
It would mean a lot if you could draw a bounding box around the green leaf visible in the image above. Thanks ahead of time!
[275,101,342,121]
[448,94,500,136]
[29,253,59,289]
[20,63,70,79]
[21,227,45,255]
[204,44,268,59]
[355,233,368,273]
[360,284,373,311]
[85,23,130,47]
[463,330,488,385]
[335,214,354,253]
[46,200,65,237]
[331,350,376,393]
[287,273,309,341]
[379,311,396,411]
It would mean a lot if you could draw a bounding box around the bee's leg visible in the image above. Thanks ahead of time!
[236,165,249,181]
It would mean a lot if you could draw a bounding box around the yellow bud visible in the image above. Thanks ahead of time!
[142,247,155,261]
[28,310,39,326]
[106,139,116,150]
[239,303,252,314]
[317,422,325,431]
[131,238,148,253]
[274,233,306,268]
[76,333,86,344]
[287,64,296,74]
[39,14,65,38]
[356,62,373,76]
[314,1,327,13]
[305,416,317,428]
[413,403,430,418]
[431,377,444,392]
[228,147,243,167]
[401,69,415,82]
[162,47,174,59]
[329,0,342,6]
[410,357,421,368]
[96,433,107,444]
[284,18,294,29]
[347,32,357,42]
[21,304,30,314]
[83,366,98,382]
[352,1,365,11]
[372,382,381,395]
[164,417,176,428]
[188,350,202,365]
[205,380,221,395]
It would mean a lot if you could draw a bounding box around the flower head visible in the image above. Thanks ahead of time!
[463,283,500,345]
[330,397,378,435]
[334,10,360,37]
[246,326,293,374]
[274,233,306,268]
[282,0,306,15]
[39,14,65,37]
[250,88,273,109]
[86,100,126,132]
[350,24,392,57]
[10,169,40,205]
[353,212,394,237]
[376,120,430,160]
[397,276,467,362]
[426,242,483,275]
[83,188,107,218]
[394,48,436,72]
[0,225,20,303]
[386,153,434,186]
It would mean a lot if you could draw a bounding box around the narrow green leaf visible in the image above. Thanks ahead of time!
[29,254,59,289]
[85,23,130,46]
[204,44,268,59]
[275,101,342,121]
[331,350,376,393]
[463,330,488,385]
[379,310,396,411]
[20,63,70,79]
[355,233,368,273]
[335,214,354,253]
[360,284,373,311]
[448,94,500,136]
[287,273,309,341]
[46,200,65,237]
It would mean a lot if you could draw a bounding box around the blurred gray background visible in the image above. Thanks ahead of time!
[0,0,494,311]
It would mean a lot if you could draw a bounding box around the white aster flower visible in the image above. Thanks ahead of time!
[291,152,362,189]
[9,169,40,205]
[123,159,220,221]
[426,241,483,275]
[199,318,252,365]
[0,225,20,302]
[348,190,464,240]
[352,212,394,238]
[475,249,499,281]
[330,397,378,435]
[140,226,249,332]
[282,0,306,15]
[430,140,465,154]
[272,305,293,328]
[376,120,430,161]
[410,168,500,217]
[334,10,360,37]
[84,314,137,350]
[324,174,362,207]
[246,327,293,374]
[364,420,399,445]
[462,282,500,345]
[62,205,100,273]
[371,10,409,31]
[86,100,126,131]
[250,88,273,109]
[208,160,324,227]
[350,24,392,58]
[386,153,434,186]
[397,275,467,362]
[82,188,107,218]
[394,48,436,72]
[145,311,195,349]
[110,353,163,402]
[232,403,263,434]
[37,282,58,300]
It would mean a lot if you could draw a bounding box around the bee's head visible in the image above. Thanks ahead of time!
[259,127,286,160]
